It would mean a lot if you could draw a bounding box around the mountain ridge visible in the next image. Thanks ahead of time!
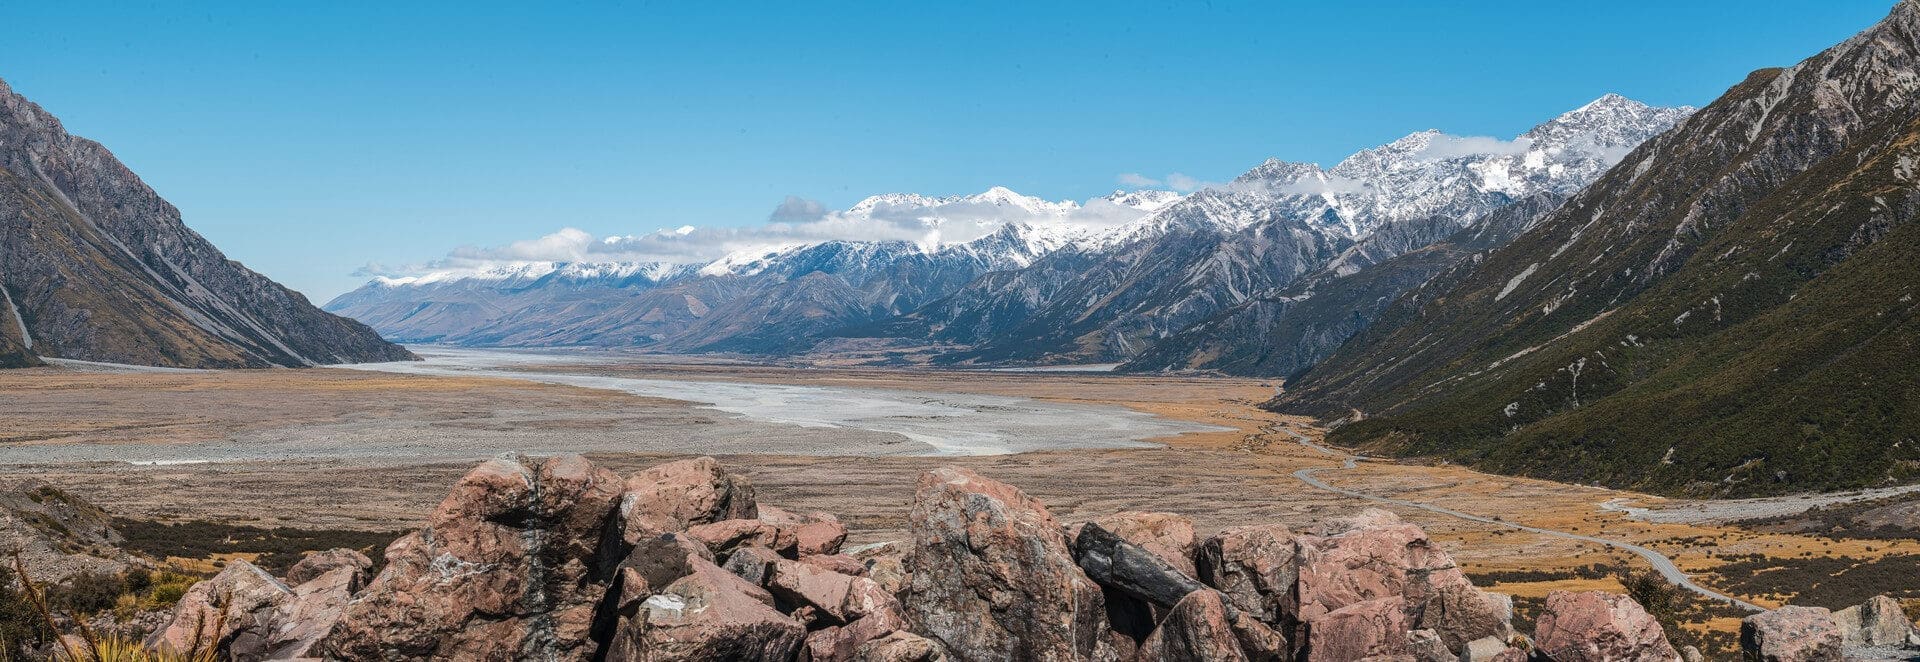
[0,77,414,368]
[1270,0,1920,496]
[333,95,1688,365]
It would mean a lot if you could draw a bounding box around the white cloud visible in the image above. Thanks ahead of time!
[767,195,828,223]
[370,187,1175,279]
[1121,172,1213,193]
[1164,173,1212,193]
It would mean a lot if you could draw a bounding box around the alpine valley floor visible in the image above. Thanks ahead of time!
[5,352,1919,647]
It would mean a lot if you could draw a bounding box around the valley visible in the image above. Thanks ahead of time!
[7,353,1920,650]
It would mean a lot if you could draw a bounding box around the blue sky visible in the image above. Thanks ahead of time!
[0,1,1895,301]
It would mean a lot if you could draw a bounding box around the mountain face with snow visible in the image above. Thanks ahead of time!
[0,78,413,369]
[325,188,1180,350]
[892,95,1692,365]
[1119,191,1570,376]
[329,95,1686,363]
[1275,0,1920,496]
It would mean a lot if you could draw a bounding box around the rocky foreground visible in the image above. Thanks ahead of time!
[134,455,1919,661]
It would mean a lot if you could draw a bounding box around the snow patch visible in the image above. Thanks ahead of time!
[1496,263,1540,301]
[1,285,30,350]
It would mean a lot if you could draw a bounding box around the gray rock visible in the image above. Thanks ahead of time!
[1742,606,1844,662]
[1833,595,1919,648]
[904,466,1111,661]
[1073,521,1208,610]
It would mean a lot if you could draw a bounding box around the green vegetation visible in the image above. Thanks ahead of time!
[111,518,399,575]
[1280,77,1920,497]
[2,554,215,662]
[1706,553,1920,610]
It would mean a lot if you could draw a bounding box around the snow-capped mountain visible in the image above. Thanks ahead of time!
[898,95,1693,364]
[325,187,1183,349]
[328,94,1689,361]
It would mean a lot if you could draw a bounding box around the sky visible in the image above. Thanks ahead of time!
[0,1,1897,301]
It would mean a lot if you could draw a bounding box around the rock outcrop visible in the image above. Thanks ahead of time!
[1092,511,1199,577]
[321,453,626,661]
[140,455,1716,662]
[0,77,413,369]
[1294,510,1510,652]
[904,466,1111,660]
[603,556,805,661]
[1832,595,1920,648]
[620,456,759,540]
[1533,590,1679,662]
[1135,590,1247,662]
[146,561,292,660]
[1741,606,1844,662]
[1196,524,1298,625]
[0,479,128,584]
[282,547,373,590]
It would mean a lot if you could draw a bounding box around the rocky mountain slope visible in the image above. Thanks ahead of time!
[330,99,1684,365]
[1274,0,1920,497]
[893,96,1690,366]
[1121,191,1569,376]
[326,189,1178,352]
[0,78,413,369]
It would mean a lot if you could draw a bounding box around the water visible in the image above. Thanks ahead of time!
[343,347,1226,456]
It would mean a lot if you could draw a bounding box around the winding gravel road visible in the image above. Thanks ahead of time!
[1280,427,1762,612]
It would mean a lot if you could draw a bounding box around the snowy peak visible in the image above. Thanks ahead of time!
[375,260,692,288]
[1098,189,1185,212]
[1520,93,1697,153]
[1236,158,1328,185]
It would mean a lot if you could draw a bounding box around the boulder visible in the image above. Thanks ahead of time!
[1196,524,1299,625]
[802,586,912,662]
[1317,508,1404,536]
[798,594,910,660]
[262,565,360,659]
[145,560,291,661]
[1227,611,1289,662]
[320,454,625,661]
[722,544,785,586]
[1134,589,1248,662]
[801,553,869,577]
[1305,596,1410,661]
[282,548,374,591]
[1832,595,1919,648]
[1741,606,1844,662]
[904,466,1110,661]
[1406,629,1451,662]
[1073,522,1208,609]
[684,519,781,557]
[767,559,858,622]
[1092,511,1199,577]
[1460,636,1529,662]
[603,555,805,661]
[853,631,949,661]
[848,541,910,597]
[620,456,757,541]
[1416,583,1515,653]
[760,505,850,557]
[1533,590,1679,662]
[620,532,715,590]
[1295,518,1507,652]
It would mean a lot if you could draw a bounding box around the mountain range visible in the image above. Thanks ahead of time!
[328,96,1690,367]
[1272,0,1920,497]
[0,78,412,369]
